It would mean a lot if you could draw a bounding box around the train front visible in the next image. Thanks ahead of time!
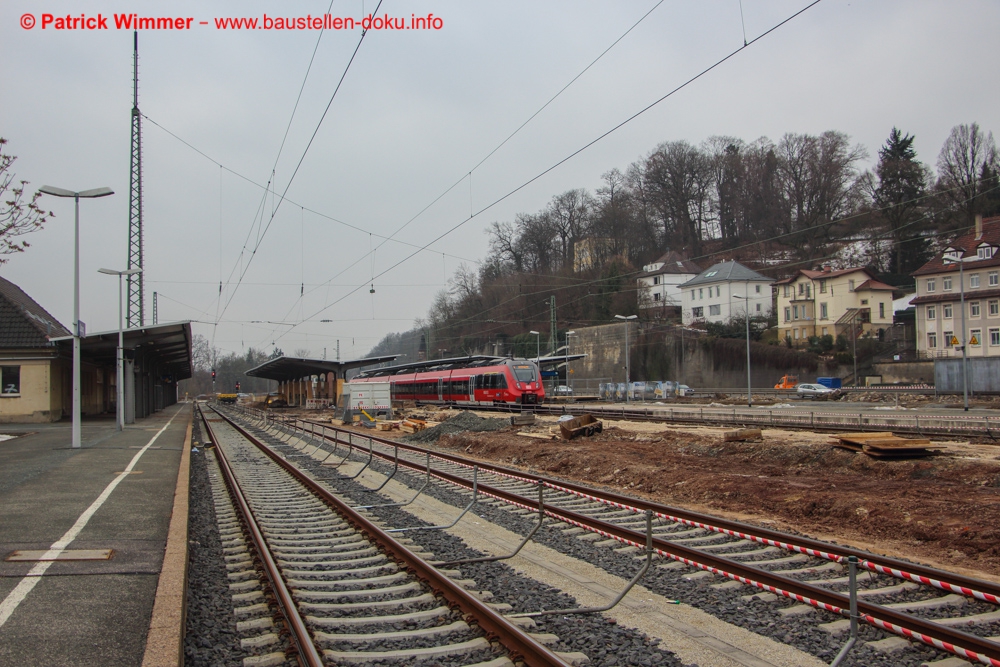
[508,359,544,404]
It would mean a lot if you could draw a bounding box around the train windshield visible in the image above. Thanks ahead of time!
[512,364,536,383]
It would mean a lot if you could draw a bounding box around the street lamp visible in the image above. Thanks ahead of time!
[98,267,142,431]
[39,185,114,448]
[948,246,972,411]
[566,330,576,392]
[529,331,540,362]
[614,315,637,403]
[733,295,752,407]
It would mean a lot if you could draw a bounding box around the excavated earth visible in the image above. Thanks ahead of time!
[420,414,1000,580]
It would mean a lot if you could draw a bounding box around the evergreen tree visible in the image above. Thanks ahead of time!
[873,128,930,274]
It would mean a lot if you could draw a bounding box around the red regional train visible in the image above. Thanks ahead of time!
[352,355,544,406]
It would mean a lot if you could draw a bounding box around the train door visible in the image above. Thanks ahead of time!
[468,376,475,403]
[437,378,443,401]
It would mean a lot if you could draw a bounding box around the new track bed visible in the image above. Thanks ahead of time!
[235,407,1000,666]
[197,405,571,667]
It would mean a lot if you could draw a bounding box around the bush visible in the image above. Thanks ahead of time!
[835,351,854,365]
[806,334,834,354]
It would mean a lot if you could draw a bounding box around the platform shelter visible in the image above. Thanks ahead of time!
[245,354,397,407]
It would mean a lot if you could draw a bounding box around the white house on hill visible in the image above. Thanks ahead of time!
[679,261,773,326]
[636,251,701,315]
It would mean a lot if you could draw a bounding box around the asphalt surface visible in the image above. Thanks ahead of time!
[0,403,190,667]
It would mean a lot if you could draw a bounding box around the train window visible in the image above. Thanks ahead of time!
[496,374,507,389]
[512,364,535,382]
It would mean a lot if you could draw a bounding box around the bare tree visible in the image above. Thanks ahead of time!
[936,122,998,224]
[546,189,591,267]
[486,221,524,272]
[643,141,713,254]
[1,138,53,262]
[516,212,557,272]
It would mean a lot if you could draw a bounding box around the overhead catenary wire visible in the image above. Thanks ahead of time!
[270,0,825,347]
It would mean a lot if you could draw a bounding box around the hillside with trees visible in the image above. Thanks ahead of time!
[370,124,1000,363]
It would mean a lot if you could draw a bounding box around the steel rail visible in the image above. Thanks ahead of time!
[212,406,571,667]
[197,406,324,667]
[275,413,1000,665]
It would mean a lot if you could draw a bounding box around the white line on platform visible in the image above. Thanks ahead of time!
[0,405,184,630]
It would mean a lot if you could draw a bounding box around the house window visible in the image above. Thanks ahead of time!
[848,279,855,291]
[756,303,761,312]
[944,304,953,319]
[928,332,937,348]
[792,305,799,320]
[716,286,721,297]
[709,304,721,316]
[971,273,980,288]
[755,284,761,294]
[927,305,936,320]
[943,276,952,291]
[991,300,999,316]
[861,299,869,305]
[784,307,791,322]
[653,292,661,302]
[699,288,703,299]
[692,306,704,318]
[944,330,954,347]
[991,272,999,287]
[798,283,805,295]
[820,303,828,319]
[879,302,885,319]
[971,302,981,318]
[821,327,828,336]
[927,279,936,292]
[794,329,800,340]
[979,246,993,260]
[820,279,827,293]
[653,276,660,285]
[0,366,20,395]
[971,329,982,346]
[783,285,790,297]
[991,328,1000,346]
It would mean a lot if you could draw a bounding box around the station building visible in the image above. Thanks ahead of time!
[0,275,191,423]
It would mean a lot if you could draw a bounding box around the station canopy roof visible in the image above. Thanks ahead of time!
[245,354,399,382]
[51,321,194,381]
[355,354,587,378]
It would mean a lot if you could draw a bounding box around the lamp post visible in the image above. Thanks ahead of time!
[566,330,576,392]
[98,267,142,430]
[949,246,971,411]
[529,331,540,362]
[39,185,114,448]
[733,294,752,407]
[614,315,637,403]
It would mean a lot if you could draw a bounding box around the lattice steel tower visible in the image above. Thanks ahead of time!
[126,31,144,328]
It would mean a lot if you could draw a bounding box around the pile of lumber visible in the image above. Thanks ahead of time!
[831,432,940,459]
[399,418,428,434]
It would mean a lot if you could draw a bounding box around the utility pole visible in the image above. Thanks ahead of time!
[336,339,340,361]
[126,31,144,327]
[549,296,557,355]
[152,291,157,325]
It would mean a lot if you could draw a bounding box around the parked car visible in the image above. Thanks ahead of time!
[676,384,693,397]
[553,385,574,396]
[796,383,834,398]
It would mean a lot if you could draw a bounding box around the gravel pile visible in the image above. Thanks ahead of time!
[405,411,511,443]
[183,420,245,667]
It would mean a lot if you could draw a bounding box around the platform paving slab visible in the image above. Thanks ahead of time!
[0,403,190,667]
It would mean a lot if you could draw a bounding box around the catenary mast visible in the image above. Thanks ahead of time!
[126,31,144,327]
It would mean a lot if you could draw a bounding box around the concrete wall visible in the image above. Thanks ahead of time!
[935,357,1000,393]
[872,361,934,385]
[567,323,839,391]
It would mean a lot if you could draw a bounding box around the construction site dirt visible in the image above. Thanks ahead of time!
[274,405,1000,581]
[417,412,1000,582]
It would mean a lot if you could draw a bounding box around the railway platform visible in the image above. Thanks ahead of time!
[0,402,192,667]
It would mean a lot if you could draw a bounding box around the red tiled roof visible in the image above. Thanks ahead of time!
[911,288,1000,305]
[912,216,1000,276]
[773,267,874,285]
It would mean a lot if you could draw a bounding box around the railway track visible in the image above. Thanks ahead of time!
[196,405,573,667]
[440,401,1000,438]
[225,406,1000,666]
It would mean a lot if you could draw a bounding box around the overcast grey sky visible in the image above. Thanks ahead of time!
[2,1,998,359]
